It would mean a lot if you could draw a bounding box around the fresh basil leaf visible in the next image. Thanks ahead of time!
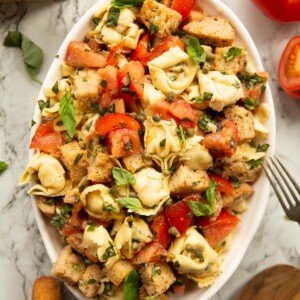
[107,7,120,27]
[74,153,83,165]
[3,31,22,47]
[160,139,166,147]
[203,92,213,100]
[197,116,214,133]
[112,167,136,186]
[169,75,177,81]
[257,143,269,152]
[232,81,241,89]
[59,92,76,138]
[100,79,107,88]
[38,99,50,112]
[206,179,216,206]
[112,0,144,8]
[117,197,142,212]
[245,97,259,110]
[52,81,59,94]
[223,47,242,61]
[123,270,139,300]
[247,158,263,170]
[229,176,241,189]
[186,36,206,64]
[0,161,8,172]
[191,96,203,103]
[150,22,159,35]
[176,125,185,143]
[187,200,213,217]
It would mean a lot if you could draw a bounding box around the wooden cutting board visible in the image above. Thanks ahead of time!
[236,264,300,300]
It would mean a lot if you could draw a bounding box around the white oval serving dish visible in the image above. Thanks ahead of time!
[29,0,276,299]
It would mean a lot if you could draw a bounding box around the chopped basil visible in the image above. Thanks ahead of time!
[185,36,206,64]
[0,161,8,172]
[152,266,161,276]
[238,73,267,90]
[112,167,136,186]
[176,125,185,143]
[86,121,93,132]
[247,158,263,169]
[91,101,99,112]
[72,264,81,272]
[260,85,266,94]
[123,270,139,300]
[245,97,259,110]
[223,47,242,61]
[84,279,97,285]
[166,91,175,103]
[104,282,113,294]
[59,92,76,138]
[168,226,180,237]
[232,81,241,89]
[119,122,127,128]
[229,176,241,189]
[93,17,101,25]
[87,224,96,232]
[83,78,88,82]
[174,261,180,268]
[197,116,214,133]
[192,181,201,186]
[74,153,83,165]
[182,117,192,122]
[52,81,59,94]
[102,242,116,260]
[169,75,177,81]
[107,7,120,27]
[191,96,203,103]
[50,204,72,229]
[117,197,142,212]
[203,92,213,100]
[149,22,159,35]
[160,139,166,147]
[38,99,50,112]
[112,0,144,8]
[125,142,132,150]
[44,198,56,206]
[100,79,107,88]
[257,143,269,152]
[103,204,116,212]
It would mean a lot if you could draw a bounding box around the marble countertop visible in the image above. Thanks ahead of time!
[0,0,299,299]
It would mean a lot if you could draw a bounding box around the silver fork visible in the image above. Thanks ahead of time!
[263,155,300,226]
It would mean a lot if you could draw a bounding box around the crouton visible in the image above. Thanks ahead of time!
[32,276,61,300]
[224,105,255,144]
[73,70,100,112]
[212,47,247,74]
[140,0,182,39]
[87,150,116,183]
[106,260,135,286]
[168,165,210,195]
[36,196,55,217]
[139,262,175,297]
[79,264,105,298]
[60,142,88,184]
[52,245,86,285]
[183,17,235,47]
[121,153,150,174]
[221,160,262,183]
[222,183,254,207]
[139,286,168,300]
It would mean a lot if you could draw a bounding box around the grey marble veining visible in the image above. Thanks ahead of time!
[0,0,299,299]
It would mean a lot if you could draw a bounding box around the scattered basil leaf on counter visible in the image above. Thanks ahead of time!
[107,7,120,27]
[59,92,76,138]
[123,270,139,300]
[112,0,144,8]
[4,31,44,84]
[257,143,269,152]
[112,167,136,186]
[117,197,142,212]
[0,161,8,173]
[150,22,159,35]
[186,36,206,64]
[223,47,242,61]
[247,158,263,169]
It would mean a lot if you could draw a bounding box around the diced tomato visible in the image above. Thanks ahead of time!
[131,242,168,265]
[208,174,234,194]
[98,66,118,92]
[278,36,300,99]
[107,41,125,67]
[30,120,64,157]
[173,285,185,295]
[153,98,197,128]
[131,33,151,66]
[171,0,195,20]
[87,37,101,52]
[117,61,145,102]
[95,113,141,136]
[65,41,106,68]
[150,212,171,249]
[198,210,240,247]
[106,128,141,158]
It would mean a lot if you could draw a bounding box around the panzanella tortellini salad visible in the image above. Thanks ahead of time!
[20,0,270,298]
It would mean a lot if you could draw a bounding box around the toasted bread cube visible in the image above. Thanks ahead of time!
[139,287,168,300]
[52,245,86,285]
[139,262,175,297]
[79,264,105,298]
[32,276,61,300]
[183,17,234,47]
[121,153,149,174]
[106,260,135,286]
[168,165,210,195]
[36,196,55,217]
[60,141,88,184]
[222,183,254,208]
[212,47,247,74]
[140,0,182,39]
[224,105,255,144]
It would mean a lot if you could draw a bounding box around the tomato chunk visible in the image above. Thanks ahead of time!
[61,202,84,237]
[106,128,141,158]
[95,113,141,136]
[131,33,151,65]
[208,174,234,194]
[107,40,125,67]
[171,0,195,20]
[65,41,106,68]
[131,242,168,265]
[150,212,171,249]
[173,285,185,296]
[198,210,240,247]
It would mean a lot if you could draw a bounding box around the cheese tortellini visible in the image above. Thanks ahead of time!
[114,216,153,259]
[82,225,120,268]
[141,82,166,115]
[148,47,199,94]
[132,168,170,215]
[80,184,125,221]
[168,227,220,286]
[198,71,244,112]
[19,153,71,196]
[77,114,99,148]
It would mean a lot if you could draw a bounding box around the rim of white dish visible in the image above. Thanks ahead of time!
[28,0,276,299]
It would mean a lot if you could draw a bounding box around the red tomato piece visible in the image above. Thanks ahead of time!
[173,285,185,296]
[208,174,234,194]
[98,65,118,92]
[153,98,197,128]
[131,33,151,66]
[65,41,106,68]
[106,40,125,67]
[171,0,195,20]
[150,212,171,249]
[95,113,141,136]
[278,36,300,99]
[131,242,168,265]
[198,210,240,247]
[106,128,141,158]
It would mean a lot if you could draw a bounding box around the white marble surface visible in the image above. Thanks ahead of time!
[0,0,299,299]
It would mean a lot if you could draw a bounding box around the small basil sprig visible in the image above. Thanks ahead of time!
[223,47,242,61]
[3,31,43,84]
[107,7,120,27]
[112,167,136,186]
[0,161,8,173]
[123,270,139,300]
[59,92,76,138]
[112,0,144,8]
[117,197,142,212]
[185,36,206,64]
